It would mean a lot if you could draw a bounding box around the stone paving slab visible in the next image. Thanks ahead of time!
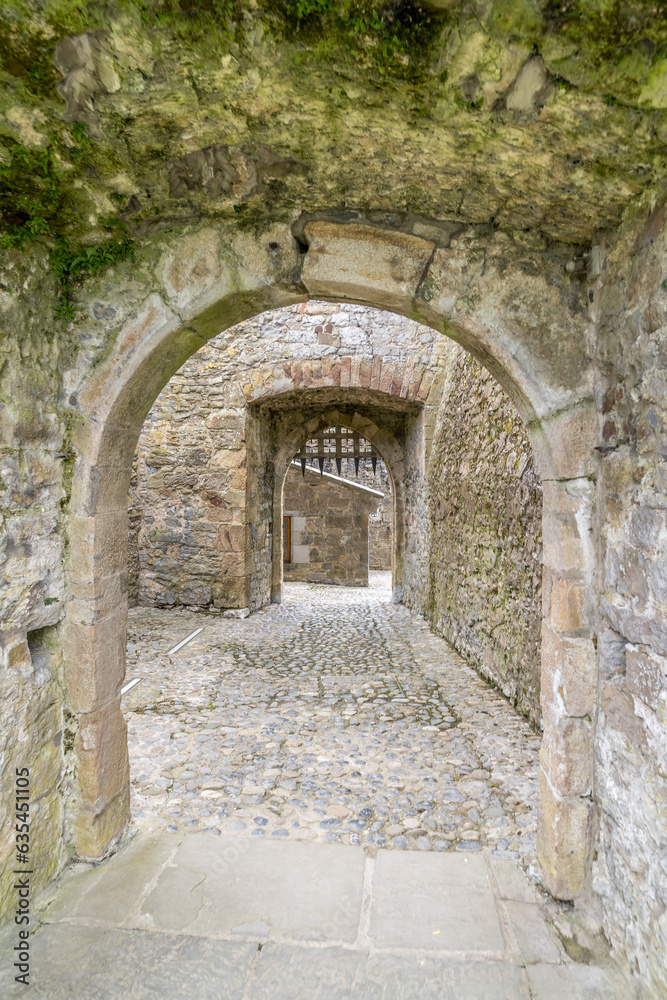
[250,946,532,999]
[0,923,256,999]
[249,945,364,999]
[526,962,612,999]
[0,833,624,999]
[140,836,365,941]
[368,851,504,952]
[358,954,531,1000]
[43,832,176,924]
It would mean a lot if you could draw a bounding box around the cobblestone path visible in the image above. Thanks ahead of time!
[125,574,541,869]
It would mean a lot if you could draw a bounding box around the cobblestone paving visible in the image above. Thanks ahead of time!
[125,573,541,869]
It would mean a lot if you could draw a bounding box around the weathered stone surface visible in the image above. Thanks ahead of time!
[541,625,596,719]
[63,611,126,714]
[423,353,542,724]
[537,769,592,901]
[592,199,667,996]
[539,710,592,798]
[75,700,130,814]
[600,685,648,753]
[625,647,665,713]
[302,223,434,310]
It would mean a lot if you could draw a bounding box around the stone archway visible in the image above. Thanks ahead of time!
[63,219,598,902]
[267,401,412,605]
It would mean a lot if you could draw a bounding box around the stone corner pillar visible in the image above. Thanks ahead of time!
[537,476,598,900]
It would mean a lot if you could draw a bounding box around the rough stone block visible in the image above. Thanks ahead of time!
[64,613,126,714]
[537,769,591,900]
[302,222,434,310]
[76,701,129,815]
[600,683,649,751]
[626,646,664,711]
[68,512,129,579]
[3,635,31,671]
[539,713,592,797]
[530,404,598,481]
[542,513,589,575]
[70,462,134,516]
[321,357,334,384]
[370,356,382,389]
[156,228,231,321]
[74,786,130,860]
[217,524,245,553]
[546,576,589,634]
[68,572,128,625]
[541,624,596,717]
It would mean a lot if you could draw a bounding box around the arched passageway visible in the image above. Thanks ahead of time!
[122,304,542,859]
[64,221,598,905]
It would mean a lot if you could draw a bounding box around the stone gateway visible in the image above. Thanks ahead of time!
[0,1,666,993]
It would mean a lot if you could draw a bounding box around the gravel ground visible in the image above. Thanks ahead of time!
[125,573,541,869]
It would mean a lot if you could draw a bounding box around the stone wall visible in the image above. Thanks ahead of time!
[591,200,667,992]
[425,353,543,724]
[0,251,70,917]
[130,340,248,610]
[283,463,383,585]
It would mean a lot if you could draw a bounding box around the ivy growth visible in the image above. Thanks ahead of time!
[0,130,135,327]
[49,235,135,327]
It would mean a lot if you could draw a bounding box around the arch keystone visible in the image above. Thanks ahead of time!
[302,222,434,309]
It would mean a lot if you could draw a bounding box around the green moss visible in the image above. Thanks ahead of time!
[0,22,62,100]
[542,0,667,66]
[0,125,111,249]
[261,0,445,84]
[135,0,243,47]
[0,126,137,326]
[0,141,62,249]
[454,91,483,112]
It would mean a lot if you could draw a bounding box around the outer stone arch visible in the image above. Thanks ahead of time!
[63,218,599,903]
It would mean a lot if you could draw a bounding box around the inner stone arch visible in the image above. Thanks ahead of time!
[249,388,418,610]
[281,423,394,588]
